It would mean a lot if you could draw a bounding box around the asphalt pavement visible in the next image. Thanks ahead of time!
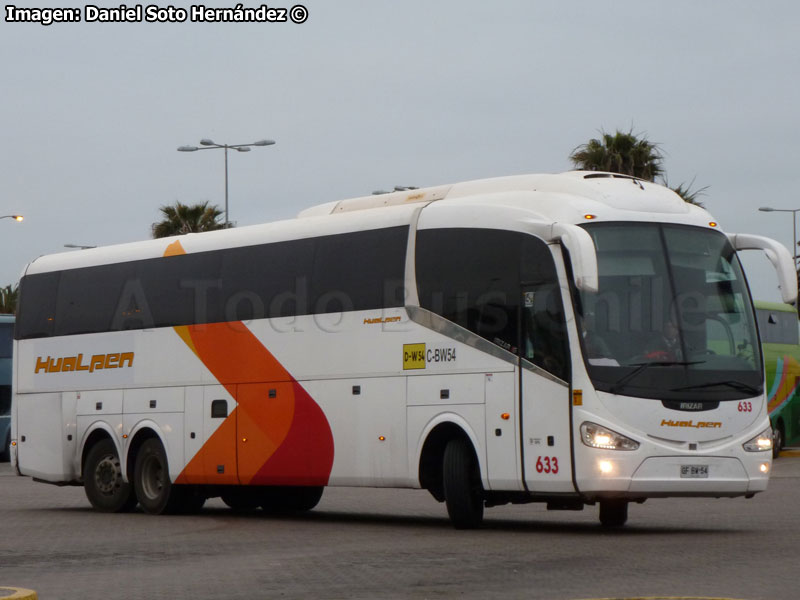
[1,453,799,599]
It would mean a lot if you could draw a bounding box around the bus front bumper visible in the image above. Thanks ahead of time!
[578,455,771,498]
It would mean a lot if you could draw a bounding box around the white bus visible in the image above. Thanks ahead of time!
[11,171,794,528]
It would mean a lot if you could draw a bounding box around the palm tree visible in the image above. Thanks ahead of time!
[664,178,708,208]
[0,284,18,314]
[151,202,226,239]
[569,129,665,182]
[570,129,709,206]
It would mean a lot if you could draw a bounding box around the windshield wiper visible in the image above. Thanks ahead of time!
[671,380,761,395]
[609,361,703,395]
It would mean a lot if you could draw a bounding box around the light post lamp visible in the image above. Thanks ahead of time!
[0,215,23,222]
[759,206,800,313]
[177,138,275,228]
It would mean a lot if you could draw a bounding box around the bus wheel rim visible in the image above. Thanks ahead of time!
[95,455,121,495]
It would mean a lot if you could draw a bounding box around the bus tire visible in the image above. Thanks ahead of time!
[83,438,137,513]
[443,437,484,529]
[134,437,182,515]
[261,486,324,513]
[772,423,784,459]
[599,499,628,527]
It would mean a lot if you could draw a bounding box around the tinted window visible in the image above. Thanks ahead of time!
[0,324,12,358]
[16,273,58,339]
[222,238,314,320]
[417,228,520,352]
[313,227,407,314]
[56,262,139,335]
[0,386,9,415]
[17,226,408,339]
[757,309,799,345]
[141,252,223,329]
[416,228,568,379]
[521,237,569,381]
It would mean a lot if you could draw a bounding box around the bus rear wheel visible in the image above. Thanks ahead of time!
[599,499,628,527]
[83,438,137,513]
[443,437,484,529]
[134,438,184,514]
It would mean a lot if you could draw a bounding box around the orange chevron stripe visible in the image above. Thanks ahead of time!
[166,240,334,486]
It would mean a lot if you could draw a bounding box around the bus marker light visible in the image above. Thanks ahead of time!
[501,413,510,420]
[572,389,583,406]
[583,214,596,220]
[378,436,386,441]
[709,221,718,227]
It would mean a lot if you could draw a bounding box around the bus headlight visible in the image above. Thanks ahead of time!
[743,428,773,452]
[580,422,639,451]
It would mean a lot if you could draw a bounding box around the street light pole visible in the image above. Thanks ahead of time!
[177,138,275,228]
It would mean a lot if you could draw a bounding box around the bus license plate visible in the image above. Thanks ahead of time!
[680,465,709,478]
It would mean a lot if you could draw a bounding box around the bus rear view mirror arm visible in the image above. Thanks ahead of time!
[727,233,797,305]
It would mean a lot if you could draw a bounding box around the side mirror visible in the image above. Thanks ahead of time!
[522,222,598,292]
[727,233,797,305]
[546,223,598,293]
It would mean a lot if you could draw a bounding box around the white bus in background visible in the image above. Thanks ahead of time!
[11,171,793,528]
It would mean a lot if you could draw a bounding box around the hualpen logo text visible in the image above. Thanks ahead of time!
[661,419,722,429]
[35,352,135,374]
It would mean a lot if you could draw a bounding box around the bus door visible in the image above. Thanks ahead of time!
[518,282,574,493]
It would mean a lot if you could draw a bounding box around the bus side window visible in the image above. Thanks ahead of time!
[521,238,570,382]
[416,228,520,352]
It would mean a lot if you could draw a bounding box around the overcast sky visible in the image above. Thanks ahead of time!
[1,0,798,301]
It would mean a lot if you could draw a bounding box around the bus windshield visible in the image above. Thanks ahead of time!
[574,222,762,401]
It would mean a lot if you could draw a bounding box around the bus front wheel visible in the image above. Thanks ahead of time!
[599,499,628,527]
[443,437,484,529]
[83,438,137,513]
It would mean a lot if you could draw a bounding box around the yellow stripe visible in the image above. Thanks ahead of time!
[173,325,200,359]
[0,588,38,600]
